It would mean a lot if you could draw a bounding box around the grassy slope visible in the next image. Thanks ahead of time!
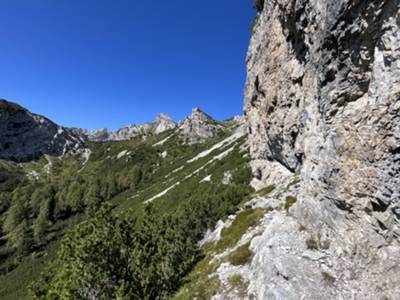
[0,128,251,299]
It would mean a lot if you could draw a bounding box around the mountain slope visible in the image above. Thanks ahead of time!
[0,102,250,299]
[0,100,85,162]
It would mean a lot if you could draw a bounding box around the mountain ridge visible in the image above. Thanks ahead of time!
[0,99,85,162]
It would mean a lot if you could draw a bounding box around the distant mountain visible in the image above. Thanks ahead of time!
[0,100,243,163]
[178,107,226,144]
[73,113,177,142]
[0,101,249,299]
[0,99,85,162]
[73,108,235,143]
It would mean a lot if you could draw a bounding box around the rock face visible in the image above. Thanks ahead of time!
[77,113,177,142]
[179,108,225,143]
[154,113,177,134]
[244,1,400,299]
[0,100,85,161]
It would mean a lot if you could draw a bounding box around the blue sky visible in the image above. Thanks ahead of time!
[0,1,255,130]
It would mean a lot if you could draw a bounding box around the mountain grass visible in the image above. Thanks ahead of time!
[228,273,248,297]
[209,208,265,254]
[226,242,253,266]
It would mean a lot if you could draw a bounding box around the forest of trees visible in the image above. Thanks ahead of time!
[30,181,252,299]
[0,146,157,276]
[0,131,252,299]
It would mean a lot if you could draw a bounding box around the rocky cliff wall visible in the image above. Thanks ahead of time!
[244,0,400,298]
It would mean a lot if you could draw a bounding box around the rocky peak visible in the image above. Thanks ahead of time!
[0,99,85,162]
[77,113,177,142]
[179,107,225,143]
[190,107,214,122]
[154,113,177,134]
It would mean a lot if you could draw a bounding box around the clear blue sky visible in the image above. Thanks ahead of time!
[0,1,255,130]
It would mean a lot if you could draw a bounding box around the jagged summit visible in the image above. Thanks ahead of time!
[0,99,85,162]
[178,107,225,143]
[154,113,177,134]
[78,108,230,143]
[77,113,177,142]
[189,107,215,122]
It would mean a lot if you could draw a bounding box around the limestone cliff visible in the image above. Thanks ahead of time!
[242,0,400,299]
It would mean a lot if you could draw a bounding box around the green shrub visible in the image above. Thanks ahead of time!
[284,196,297,211]
[214,208,264,253]
[226,243,253,266]
[306,237,319,250]
[322,271,336,286]
[228,273,248,297]
[256,185,275,197]
[173,256,221,300]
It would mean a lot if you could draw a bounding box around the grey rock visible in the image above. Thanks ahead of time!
[75,113,177,142]
[243,0,400,299]
[154,113,177,134]
[0,99,85,162]
[178,107,225,143]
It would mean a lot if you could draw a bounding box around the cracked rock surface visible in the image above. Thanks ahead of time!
[243,0,400,299]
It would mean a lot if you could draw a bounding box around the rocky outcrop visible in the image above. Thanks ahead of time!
[76,108,230,144]
[178,108,225,143]
[0,99,85,162]
[154,113,177,134]
[76,113,177,142]
[243,0,400,299]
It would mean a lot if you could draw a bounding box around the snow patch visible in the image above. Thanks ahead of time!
[186,130,245,163]
[153,134,173,147]
[200,175,212,183]
[145,146,235,203]
[222,171,232,185]
[117,150,131,159]
[144,181,181,204]
[26,170,40,180]
[82,149,91,165]
[43,155,52,173]
[78,149,92,173]
[199,215,236,246]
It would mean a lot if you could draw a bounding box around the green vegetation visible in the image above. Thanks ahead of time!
[210,208,265,253]
[31,204,199,299]
[322,271,336,286]
[0,128,254,299]
[173,255,222,300]
[226,242,253,266]
[228,274,248,298]
[0,100,26,114]
[306,237,319,250]
[287,177,301,189]
[284,195,297,211]
[255,184,275,197]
